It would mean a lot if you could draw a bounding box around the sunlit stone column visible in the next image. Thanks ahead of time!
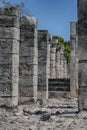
[70,22,78,98]
[0,7,20,107]
[50,40,57,78]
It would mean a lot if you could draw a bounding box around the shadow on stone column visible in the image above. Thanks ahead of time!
[78,0,87,110]
[38,30,49,99]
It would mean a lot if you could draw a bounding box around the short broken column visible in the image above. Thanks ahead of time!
[19,16,38,102]
[70,22,78,98]
[0,7,20,107]
[78,0,87,110]
[50,40,57,78]
[38,30,49,99]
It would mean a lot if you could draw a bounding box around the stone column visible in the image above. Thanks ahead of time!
[19,16,38,102]
[78,0,87,110]
[48,34,52,78]
[0,7,20,107]
[56,45,61,78]
[50,40,57,78]
[70,22,78,98]
[64,59,68,78]
[38,30,49,99]
[57,47,61,78]
[63,57,67,78]
[60,47,64,78]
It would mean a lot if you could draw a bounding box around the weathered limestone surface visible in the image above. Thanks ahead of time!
[38,30,49,99]
[48,34,52,78]
[19,16,38,102]
[70,22,78,98]
[59,46,64,78]
[0,7,20,107]
[78,0,87,110]
[56,46,60,78]
[63,55,68,78]
[50,40,57,78]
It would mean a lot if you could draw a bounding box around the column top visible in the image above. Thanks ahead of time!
[0,6,19,16]
[20,16,38,27]
[49,34,52,41]
[70,22,77,36]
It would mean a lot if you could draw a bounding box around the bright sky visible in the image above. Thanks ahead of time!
[0,0,77,40]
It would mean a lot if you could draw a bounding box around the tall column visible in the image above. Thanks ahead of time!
[38,30,49,99]
[50,40,57,78]
[56,45,61,78]
[70,22,78,98]
[19,16,38,102]
[48,34,52,78]
[0,7,20,107]
[57,47,61,78]
[78,0,87,110]
[60,47,64,78]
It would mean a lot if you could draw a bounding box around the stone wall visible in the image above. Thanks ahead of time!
[19,16,38,102]
[0,7,20,107]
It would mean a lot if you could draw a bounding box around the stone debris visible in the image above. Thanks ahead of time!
[0,97,84,130]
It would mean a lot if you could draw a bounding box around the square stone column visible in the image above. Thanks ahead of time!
[50,40,58,78]
[70,22,78,98]
[59,46,64,78]
[19,16,38,102]
[56,50,60,78]
[48,34,52,78]
[63,57,68,78]
[55,45,62,78]
[0,7,20,107]
[78,0,87,110]
[38,30,49,99]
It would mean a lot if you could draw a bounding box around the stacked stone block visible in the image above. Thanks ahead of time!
[48,34,52,78]
[19,16,38,102]
[59,46,64,78]
[38,30,49,99]
[50,40,57,78]
[63,55,68,78]
[56,46,60,78]
[0,7,20,107]
[56,46,61,78]
[78,0,87,110]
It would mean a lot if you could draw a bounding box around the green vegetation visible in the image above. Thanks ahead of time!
[53,36,70,63]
